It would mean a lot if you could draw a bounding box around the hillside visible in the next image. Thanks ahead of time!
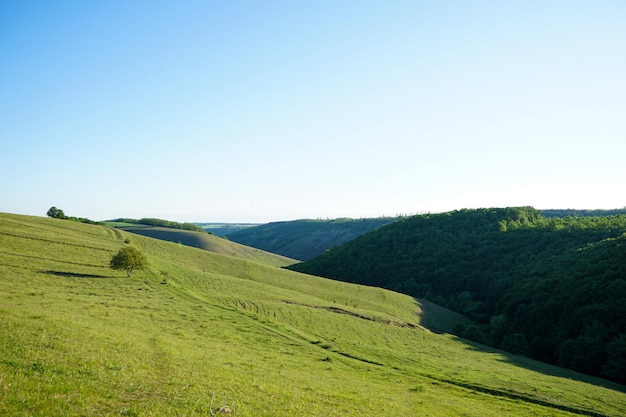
[288,207,626,384]
[197,223,261,236]
[1,212,625,416]
[112,224,296,267]
[227,217,396,261]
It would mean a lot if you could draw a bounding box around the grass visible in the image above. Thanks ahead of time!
[109,224,296,267]
[1,212,625,416]
[195,223,261,237]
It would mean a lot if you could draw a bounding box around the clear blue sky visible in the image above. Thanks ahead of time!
[2,1,625,222]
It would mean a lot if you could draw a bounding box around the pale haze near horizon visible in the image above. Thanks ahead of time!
[1,1,625,223]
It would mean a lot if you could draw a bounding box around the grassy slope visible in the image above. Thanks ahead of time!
[287,208,626,381]
[196,223,261,237]
[1,212,625,417]
[115,225,296,267]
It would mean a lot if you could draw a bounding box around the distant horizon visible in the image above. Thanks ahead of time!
[154,205,626,224]
[6,204,626,225]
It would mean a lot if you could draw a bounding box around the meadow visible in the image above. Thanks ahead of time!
[1,212,625,416]
[106,223,295,267]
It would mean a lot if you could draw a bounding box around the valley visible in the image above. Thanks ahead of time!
[1,211,625,416]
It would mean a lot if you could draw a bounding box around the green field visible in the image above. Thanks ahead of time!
[1,212,625,416]
[108,224,296,268]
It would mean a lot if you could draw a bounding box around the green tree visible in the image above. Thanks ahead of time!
[602,335,626,383]
[109,247,147,277]
[46,206,66,219]
[501,333,529,355]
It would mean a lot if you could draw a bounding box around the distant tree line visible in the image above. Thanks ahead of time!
[46,206,102,225]
[111,217,208,234]
[289,207,626,384]
[541,208,626,218]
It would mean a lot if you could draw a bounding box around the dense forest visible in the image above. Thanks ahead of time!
[227,217,396,261]
[288,207,626,383]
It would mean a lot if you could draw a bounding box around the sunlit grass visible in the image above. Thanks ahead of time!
[112,224,297,267]
[1,212,625,416]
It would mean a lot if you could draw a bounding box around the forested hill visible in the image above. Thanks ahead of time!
[288,207,626,383]
[226,217,396,261]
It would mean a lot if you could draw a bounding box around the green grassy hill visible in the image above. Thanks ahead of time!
[196,223,261,237]
[112,224,296,267]
[226,217,396,261]
[288,207,626,383]
[1,212,625,416]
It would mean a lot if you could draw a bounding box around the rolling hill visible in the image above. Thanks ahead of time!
[1,212,625,416]
[288,207,626,384]
[109,224,296,267]
[219,210,626,263]
[226,217,396,261]
[196,223,261,237]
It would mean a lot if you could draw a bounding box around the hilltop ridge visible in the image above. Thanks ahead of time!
[218,209,626,262]
[109,223,296,267]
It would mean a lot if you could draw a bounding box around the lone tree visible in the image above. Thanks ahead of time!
[47,206,66,219]
[109,247,147,277]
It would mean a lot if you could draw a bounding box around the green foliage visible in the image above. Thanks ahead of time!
[46,206,66,219]
[289,207,626,383]
[46,206,101,225]
[228,217,397,261]
[542,208,626,218]
[603,335,626,381]
[113,226,296,267]
[501,333,529,355]
[1,212,626,416]
[109,247,147,276]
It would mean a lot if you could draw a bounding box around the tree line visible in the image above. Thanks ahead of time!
[46,206,102,225]
[110,217,208,234]
[288,207,626,383]
[46,207,208,234]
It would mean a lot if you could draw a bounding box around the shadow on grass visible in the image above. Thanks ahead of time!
[415,297,473,334]
[43,270,111,279]
[449,335,626,395]
[413,298,626,397]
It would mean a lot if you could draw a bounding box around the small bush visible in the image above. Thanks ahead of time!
[109,247,147,277]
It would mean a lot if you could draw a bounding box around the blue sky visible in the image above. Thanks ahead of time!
[1,1,625,222]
